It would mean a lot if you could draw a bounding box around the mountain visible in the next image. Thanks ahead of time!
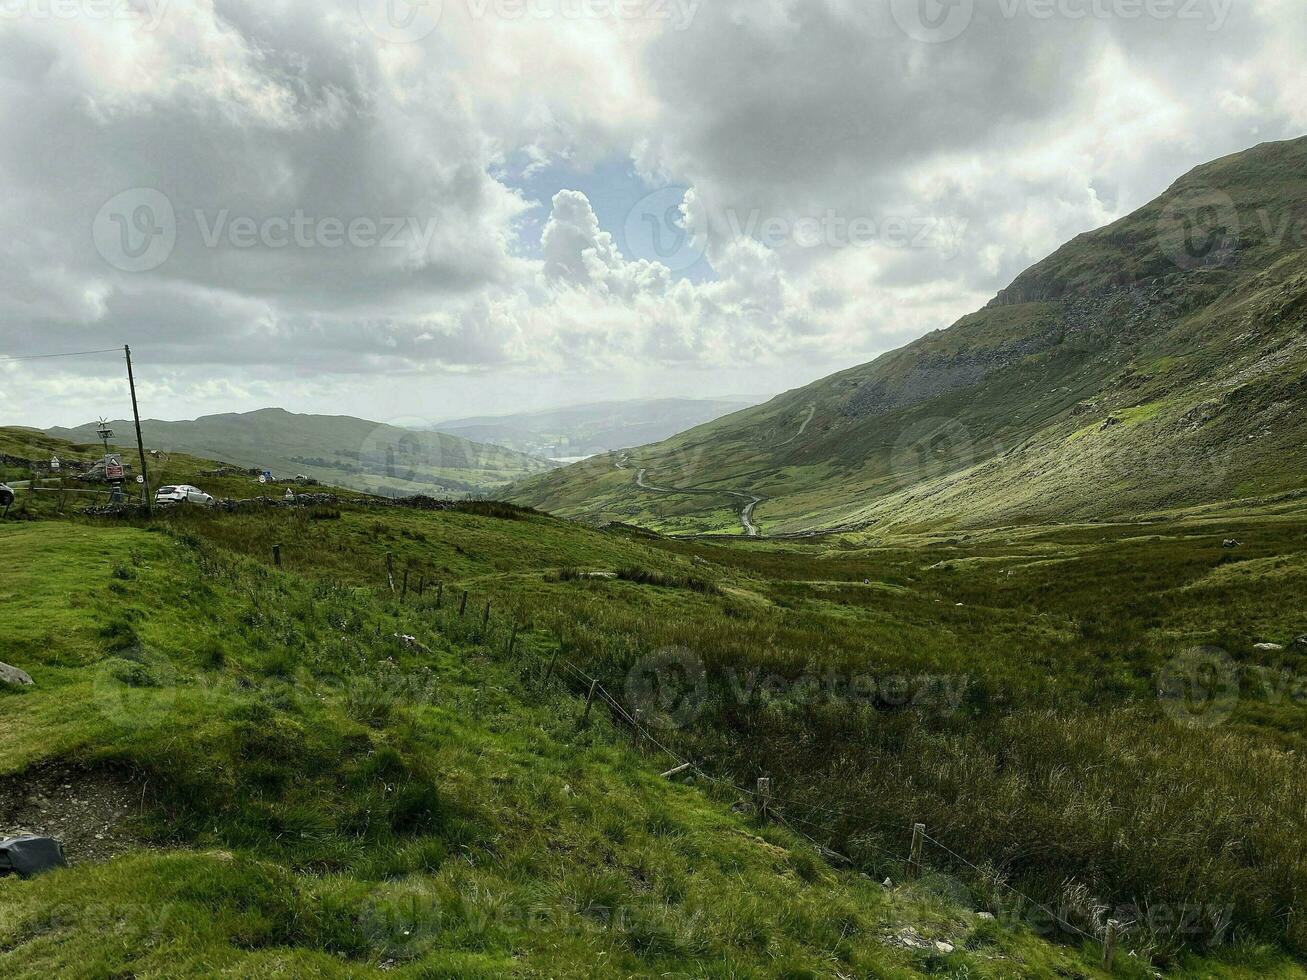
[48,408,555,498]
[507,136,1307,535]
[432,397,759,460]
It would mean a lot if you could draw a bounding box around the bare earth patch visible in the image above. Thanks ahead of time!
[0,764,145,865]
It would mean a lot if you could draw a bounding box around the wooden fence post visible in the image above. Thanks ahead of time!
[909,823,925,879]
[542,648,560,688]
[435,583,443,608]
[272,544,282,567]
[385,553,395,592]
[401,568,409,599]
[459,591,468,617]
[581,679,598,726]
[417,575,425,597]
[483,601,491,627]
[1102,919,1120,971]
[507,623,519,658]
[756,777,772,822]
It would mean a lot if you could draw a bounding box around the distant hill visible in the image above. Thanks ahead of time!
[433,398,758,460]
[47,408,556,498]
[508,136,1307,534]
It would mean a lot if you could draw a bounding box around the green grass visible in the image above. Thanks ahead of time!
[0,517,1134,978]
[7,424,1307,974]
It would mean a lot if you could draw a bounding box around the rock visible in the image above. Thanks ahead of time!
[976,911,995,921]
[0,662,33,687]
[1292,635,1307,650]
[1255,643,1285,652]
[934,940,955,954]
[1223,539,1241,549]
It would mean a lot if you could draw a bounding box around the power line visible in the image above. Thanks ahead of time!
[0,347,122,363]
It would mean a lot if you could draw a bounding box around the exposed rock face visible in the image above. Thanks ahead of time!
[0,662,34,687]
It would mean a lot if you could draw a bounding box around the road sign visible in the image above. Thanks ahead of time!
[105,454,124,481]
[136,475,145,484]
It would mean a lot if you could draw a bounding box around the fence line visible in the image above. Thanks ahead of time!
[352,553,1122,965]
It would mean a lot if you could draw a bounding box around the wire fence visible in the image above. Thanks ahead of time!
[168,537,1124,968]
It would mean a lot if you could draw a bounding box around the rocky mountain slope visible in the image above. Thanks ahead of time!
[507,136,1307,534]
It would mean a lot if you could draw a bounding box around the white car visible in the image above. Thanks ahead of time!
[155,485,214,507]
[0,484,13,508]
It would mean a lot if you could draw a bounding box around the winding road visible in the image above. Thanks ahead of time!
[618,405,816,538]
[633,466,762,537]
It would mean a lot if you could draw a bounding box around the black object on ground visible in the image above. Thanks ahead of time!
[0,835,67,877]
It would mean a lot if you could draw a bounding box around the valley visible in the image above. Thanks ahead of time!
[508,137,1307,539]
[5,425,1307,975]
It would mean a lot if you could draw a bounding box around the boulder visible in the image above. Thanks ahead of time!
[0,661,34,687]
[1223,539,1242,549]
[1293,635,1307,651]
[1255,643,1285,652]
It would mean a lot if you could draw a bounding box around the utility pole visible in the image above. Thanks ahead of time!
[124,345,151,515]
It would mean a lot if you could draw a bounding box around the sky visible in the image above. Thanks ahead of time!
[0,0,1304,430]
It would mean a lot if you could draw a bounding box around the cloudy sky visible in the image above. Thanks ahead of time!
[1,0,1304,429]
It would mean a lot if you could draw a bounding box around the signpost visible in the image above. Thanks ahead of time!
[104,454,125,482]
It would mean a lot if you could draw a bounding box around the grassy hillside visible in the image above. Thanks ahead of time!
[5,458,1140,978]
[5,432,1307,974]
[507,136,1307,535]
[435,397,757,459]
[46,408,555,499]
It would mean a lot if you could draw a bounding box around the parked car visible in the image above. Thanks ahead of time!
[155,485,214,507]
[0,484,13,508]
